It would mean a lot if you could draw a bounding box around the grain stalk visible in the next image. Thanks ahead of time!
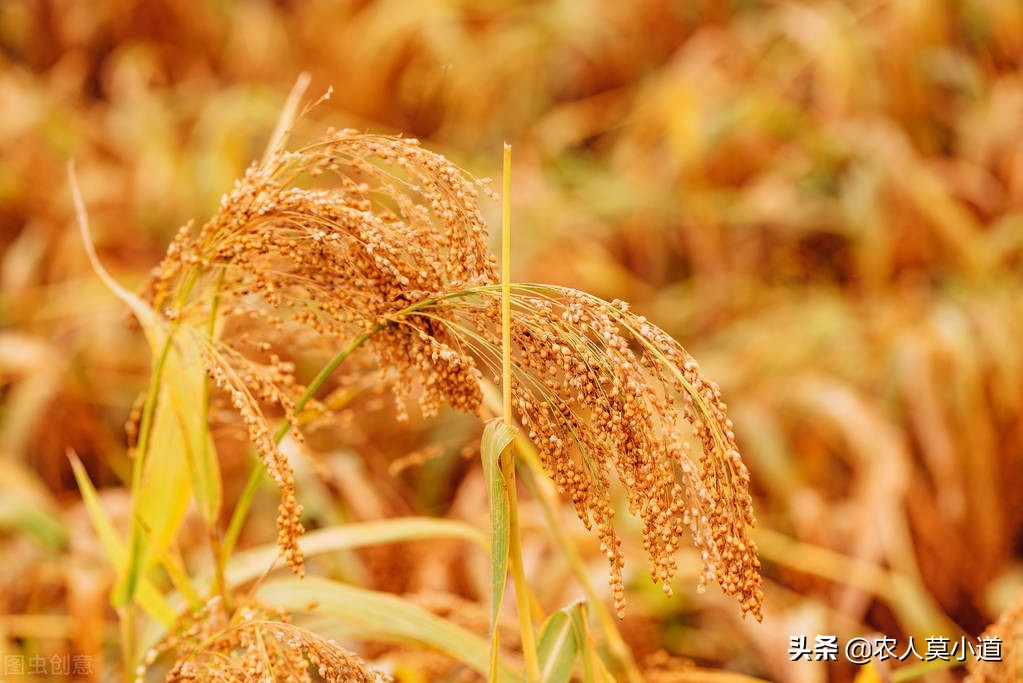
[73,85,762,679]
[498,143,542,681]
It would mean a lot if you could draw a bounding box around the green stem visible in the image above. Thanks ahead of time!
[503,448,541,682]
[134,331,176,476]
[118,606,134,683]
[219,287,492,566]
[221,465,264,566]
[220,325,383,562]
[117,328,176,623]
[221,292,460,565]
[501,143,512,427]
[499,143,541,682]
[282,325,381,438]
[209,526,231,612]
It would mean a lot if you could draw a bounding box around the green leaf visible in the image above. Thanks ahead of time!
[571,602,615,683]
[537,605,579,683]
[73,163,173,609]
[480,419,515,680]
[112,335,181,608]
[224,518,487,587]
[68,452,176,628]
[114,328,224,609]
[131,353,193,560]
[257,576,519,683]
[160,333,222,526]
[73,167,222,606]
[136,518,488,663]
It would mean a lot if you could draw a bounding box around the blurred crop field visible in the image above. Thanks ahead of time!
[3,1,1023,682]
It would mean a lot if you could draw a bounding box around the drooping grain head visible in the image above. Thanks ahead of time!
[402,285,763,619]
[144,129,761,619]
[142,130,498,576]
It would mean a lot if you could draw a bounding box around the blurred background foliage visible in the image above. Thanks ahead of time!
[2,1,1023,681]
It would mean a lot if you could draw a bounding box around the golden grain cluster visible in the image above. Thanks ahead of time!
[143,129,761,619]
[149,596,387,682]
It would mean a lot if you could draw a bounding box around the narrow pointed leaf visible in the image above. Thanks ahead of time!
[138,518,488,662]
[71,164,207,610]
[257,576,519,683]
[225,518,487,588]
[68,453,176,627]
[537,605,579,683]
[161,334,222,525]
[571,602,615,683]
[481,420,515,678]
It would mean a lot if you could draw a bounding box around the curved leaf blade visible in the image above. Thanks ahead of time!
[257,576,519,683]
[538,605,579,683]
[481,420,515,679]
[225,517,487,588]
